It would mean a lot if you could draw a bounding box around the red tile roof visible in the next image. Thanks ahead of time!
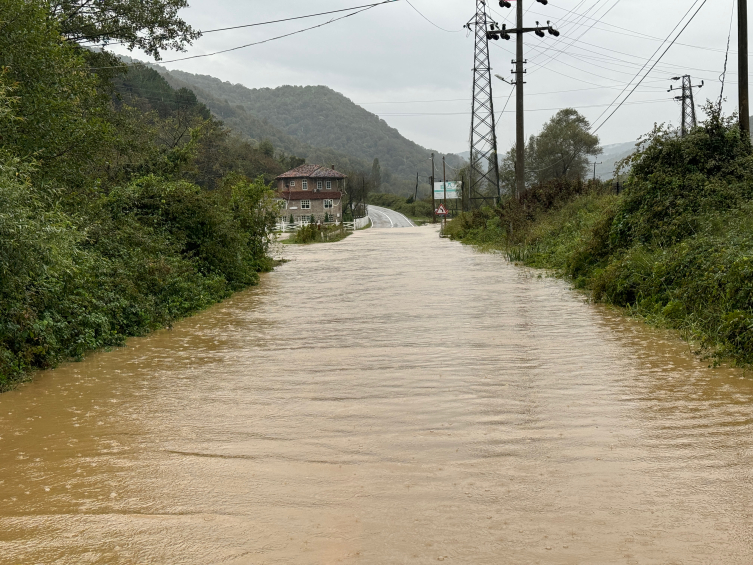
[276,164,347,179]
[275,191,342,200]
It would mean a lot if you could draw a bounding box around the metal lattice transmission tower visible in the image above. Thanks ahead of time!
[669,75,703,137]
[466,1,500,209]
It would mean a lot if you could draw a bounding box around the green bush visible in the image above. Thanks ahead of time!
[447,108,753,365]
[0,1,283,391]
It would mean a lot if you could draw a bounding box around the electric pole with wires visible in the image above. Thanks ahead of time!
[464,0,501,209]
[740,0,750,137]
[590,161,602,182]
[489,0,559,199]
[668,75,703,137]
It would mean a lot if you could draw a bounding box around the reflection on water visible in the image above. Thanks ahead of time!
[1,226,751,564]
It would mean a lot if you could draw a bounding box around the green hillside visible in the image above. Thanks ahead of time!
[153,67,465,194]
[157,69,373,177]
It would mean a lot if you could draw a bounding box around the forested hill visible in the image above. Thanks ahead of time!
[155,68,372,178]
[154,67,465,192]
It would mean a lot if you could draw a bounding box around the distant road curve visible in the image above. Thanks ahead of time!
[367,205,416,229]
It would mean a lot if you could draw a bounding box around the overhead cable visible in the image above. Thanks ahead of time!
[719,0,736,105]
[592,0,710,132]
[404,0,461,32]
[201,1,400,34]
[374,97,672,116]
[88,1,397,68]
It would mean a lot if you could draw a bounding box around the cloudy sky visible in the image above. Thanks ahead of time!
[113,0,740,154]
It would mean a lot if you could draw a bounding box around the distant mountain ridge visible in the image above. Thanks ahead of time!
[148,66,465,193]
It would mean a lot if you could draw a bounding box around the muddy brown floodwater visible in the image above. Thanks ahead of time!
[1,226,752,564]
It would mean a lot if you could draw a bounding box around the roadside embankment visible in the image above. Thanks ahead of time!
[446,112,753,366]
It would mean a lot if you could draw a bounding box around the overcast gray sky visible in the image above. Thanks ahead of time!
[113,0,741,155]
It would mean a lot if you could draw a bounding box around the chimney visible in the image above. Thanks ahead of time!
[331,164,335,170]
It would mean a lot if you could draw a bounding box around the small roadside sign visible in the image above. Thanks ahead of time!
[436,204,449,216]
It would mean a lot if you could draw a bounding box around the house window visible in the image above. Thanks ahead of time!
[326,180,332,190]
[290,180,296,187]
[302,179,308,190]
[301,200,311,209]
[317,180,323,190]
[324,199,333,209]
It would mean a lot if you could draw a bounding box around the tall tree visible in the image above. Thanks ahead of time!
[500,108,601,193]
[371,158,382,191]
[48,0,200,59]
[527,109,601,184]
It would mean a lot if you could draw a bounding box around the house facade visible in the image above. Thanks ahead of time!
[275,164,346,223]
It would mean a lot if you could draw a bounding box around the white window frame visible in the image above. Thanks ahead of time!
[324,199,333,209]
[290,180,296,187]
[302,179,308,190]
[301,200,311,209]
[326,180,332,190]
[317,180,323,190]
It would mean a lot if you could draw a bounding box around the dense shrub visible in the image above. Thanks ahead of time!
[0,164,276,390]
[0,2,281,390]
[447,109,753,365]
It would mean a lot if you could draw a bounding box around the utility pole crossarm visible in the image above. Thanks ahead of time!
[487,23,560,38]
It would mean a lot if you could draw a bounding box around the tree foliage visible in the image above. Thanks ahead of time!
[0,0,112,186]
[49,0,200,59]
[500,108,601,193]
[0,0,286,390]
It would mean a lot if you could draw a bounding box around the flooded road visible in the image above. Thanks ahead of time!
[1,226,752,564]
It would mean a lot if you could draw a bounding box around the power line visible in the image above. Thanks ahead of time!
[87,1,401,48]
[374,97,671,116]
[404,0,461,32]
[593,0,710,133]
[719,0,736,105]
[529,0,624,72]
[88,1,396,68]
[201,1,400,34]
[531,3,734,55]
[355,84,665,105]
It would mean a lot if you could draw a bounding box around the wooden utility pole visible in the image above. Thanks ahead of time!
[740,0,750,137]
[515,0,525,200]
[591,161,602,182]
[431,153,436,224]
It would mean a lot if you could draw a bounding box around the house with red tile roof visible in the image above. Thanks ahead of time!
[275,164,346,223]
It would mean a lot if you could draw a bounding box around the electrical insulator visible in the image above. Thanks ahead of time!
[535,28,545,37]
[499,0,512,7]
[536,0,548,4]
[548,27,560,36]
